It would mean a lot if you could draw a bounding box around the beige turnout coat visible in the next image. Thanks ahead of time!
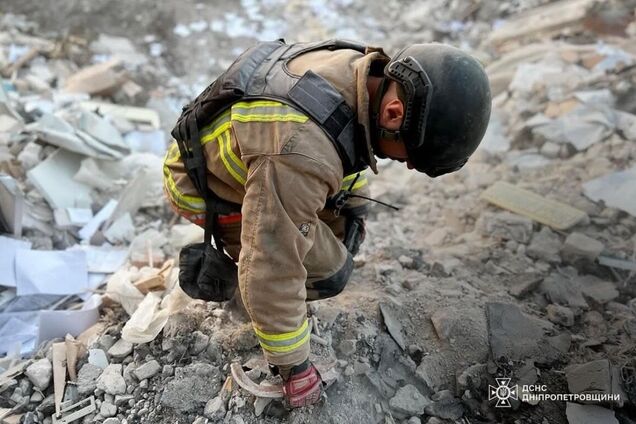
[163,45,389,367]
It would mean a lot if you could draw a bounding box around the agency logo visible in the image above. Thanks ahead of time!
[488,378,519,407]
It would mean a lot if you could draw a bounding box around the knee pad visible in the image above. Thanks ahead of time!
[308,253,353,300]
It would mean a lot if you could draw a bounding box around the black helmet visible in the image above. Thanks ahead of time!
[373,43,491,177]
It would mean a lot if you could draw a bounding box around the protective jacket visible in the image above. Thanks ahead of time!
[163,40,390,367]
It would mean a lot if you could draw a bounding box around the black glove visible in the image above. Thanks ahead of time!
[342,206,367,256]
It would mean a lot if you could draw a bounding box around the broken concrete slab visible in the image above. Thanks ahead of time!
[424,390,464,420]
[532,104,615,151]
[488,0,596,45]
[64,59,128,96]
[579,275,619,305]
[562,232,605,261]
[546,304,575,327]
[540,273,588,308]
[475,211,534,244]
[160,363,222,412]
[508,274,543,298]
[487,302,567,364]
[388,384,431,418]
[481,181,588,230]
[565,402,618,424]
[527,227,562,263]
[379,300,406,350]
[79,101,161,129]
[583,166,636,217]
[27,149,93,210]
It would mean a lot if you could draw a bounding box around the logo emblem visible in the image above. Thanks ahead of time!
[488,378,518,407]
[299,223,310,237]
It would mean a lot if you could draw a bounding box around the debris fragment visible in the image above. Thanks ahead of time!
[481,181,588,230]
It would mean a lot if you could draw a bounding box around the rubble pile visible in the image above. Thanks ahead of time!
[1,0,636,423]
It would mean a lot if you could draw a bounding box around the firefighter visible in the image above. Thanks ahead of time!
[163,40,491,408]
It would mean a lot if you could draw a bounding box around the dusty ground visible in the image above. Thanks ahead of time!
[1,0,636,423]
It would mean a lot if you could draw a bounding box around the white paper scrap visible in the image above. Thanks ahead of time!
[0,236,32,287]
[38,295,101,343]
[66,245,129,273]
[15,250,88,296]
[79,199,117,240]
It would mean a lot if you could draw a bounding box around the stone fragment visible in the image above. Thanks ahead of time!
[407,418,422,424]
[204,395,227,420]
[108,339,133,358]
[77,363,103,395]
[97,364,127,395]
[415,353,454,393]
[191,331,210,355]
[456,363,488,392]
[25,358,52,390]
[476,212,534,244]
[133,360,161,381]
[103,419,121,424]
[562,232,604,261]
[161,363,222,412]
[546,304,575,327]
[579,275,619,305]
[389,384,431,418]
[487,302,565,364]
[564,359,626,406]
[338,339,356,356]
[192,417,207,424]
[527,227,562,263]
[541,273,588,308]
[425,390,464,420]
[100,401,117,417]
[509,274,543,298]
[565,402,618,424]
[88,349,109,369]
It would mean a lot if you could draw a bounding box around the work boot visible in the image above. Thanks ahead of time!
[278,360,322,408]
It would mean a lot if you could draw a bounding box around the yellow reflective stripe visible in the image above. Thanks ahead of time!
[201,121,231,145]
[164,142,181,166]
[162,166,205,213]
[341,171,368,191]
[343,171,366,182]
[200,110,231,135]
[218,131,247,185]
[254,319,308,342]
[233,100,287,109]
[258,332,310,353]
[232,113,308,124]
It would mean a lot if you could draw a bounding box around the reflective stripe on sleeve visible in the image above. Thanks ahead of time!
[217,130,247,185]
[162,166,206,213]
[253,319,311,353]
[341,170,368,191]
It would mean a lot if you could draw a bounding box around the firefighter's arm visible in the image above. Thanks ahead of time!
[238,153,341,366]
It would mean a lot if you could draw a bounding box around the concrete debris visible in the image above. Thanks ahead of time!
[96,364,127,395]
[1,1,635,423]
[76,363,103,396]
[24,358,52,390]
[160,363,222,412]
[562,232,605,261]
[487,302,568,364]
[388,384,431,418]
[481,182,588,230]
[132,360,161,381]
[583,166,636,217]
[565,402,618,424]
[527,226,562,263]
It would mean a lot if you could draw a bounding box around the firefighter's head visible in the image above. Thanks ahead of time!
[371,43,492,177]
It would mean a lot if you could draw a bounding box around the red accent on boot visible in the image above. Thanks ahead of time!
[283,364,322,408]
